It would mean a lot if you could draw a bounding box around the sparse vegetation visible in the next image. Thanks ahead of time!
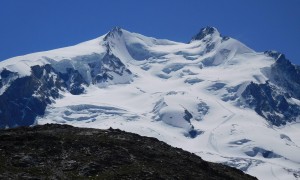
[0,124,256,179]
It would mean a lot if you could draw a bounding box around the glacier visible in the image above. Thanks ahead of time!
[1,26,300,179]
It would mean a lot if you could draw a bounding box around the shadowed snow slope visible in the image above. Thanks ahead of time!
[1,27,300,180]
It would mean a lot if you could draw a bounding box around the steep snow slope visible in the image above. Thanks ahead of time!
[1,27,300,179]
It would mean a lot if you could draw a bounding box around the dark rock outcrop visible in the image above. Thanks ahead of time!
[191,26,219,41]
[0,48,132,128]
[103,26,123,41]
[240,52,300,126]
[0,65,63,128]
[0,64,88,128]
[241,81,300,126]
[190,26,224,54]
[0,124,256,180]
[89,51,132,84]
[268,53,300,99]
[59,68,87,95]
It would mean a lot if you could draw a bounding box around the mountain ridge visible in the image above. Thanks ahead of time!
[0,27,300,179]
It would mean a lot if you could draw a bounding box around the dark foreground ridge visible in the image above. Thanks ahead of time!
[0,124,256,180]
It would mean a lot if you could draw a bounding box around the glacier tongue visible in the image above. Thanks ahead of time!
[1,27,300,180]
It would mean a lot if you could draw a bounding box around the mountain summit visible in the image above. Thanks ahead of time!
[103,26,124,41]
[191,26,220,41]
[0,27,299,179]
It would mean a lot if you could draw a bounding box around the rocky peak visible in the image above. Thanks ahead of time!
[191,26,220,42]
[103,26,123,41]
[268,51,300,99]
[264,50,283,60]
[264,51,294,67]
[275,54,291,65]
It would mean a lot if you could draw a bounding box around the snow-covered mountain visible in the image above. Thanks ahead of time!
[1,26,300,179]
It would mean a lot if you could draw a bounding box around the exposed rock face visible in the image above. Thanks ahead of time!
[89,51,132,84]
[103,26,123,41]
[241,81,300,126]
[191,26,219,41]
[0,124,256,179]
[0,65,62,128]
[59,67,87,95]
[269,53,300,99]
[0,65,89,128]
[0,28,299,130]
[0,51,132,128]
[240,51,300,126]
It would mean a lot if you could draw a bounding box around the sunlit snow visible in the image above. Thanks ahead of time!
[1,28,299,180]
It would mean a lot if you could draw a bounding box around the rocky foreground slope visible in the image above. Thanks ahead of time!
[0,124,255,179]
[1,27,300,179]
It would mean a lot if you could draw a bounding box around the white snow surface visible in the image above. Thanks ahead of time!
[1,28,300,180]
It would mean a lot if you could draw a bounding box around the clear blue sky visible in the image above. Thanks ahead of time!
[0,0,299,64]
